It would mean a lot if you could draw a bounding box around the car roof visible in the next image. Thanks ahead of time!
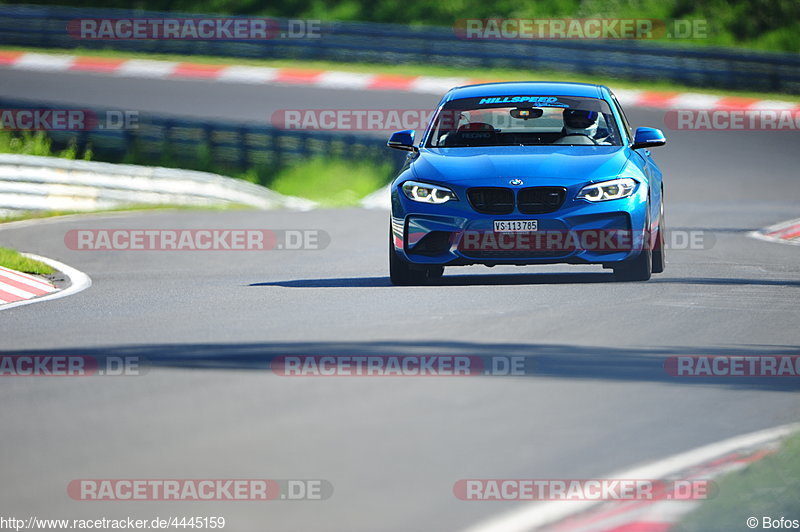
[443,81,610,102]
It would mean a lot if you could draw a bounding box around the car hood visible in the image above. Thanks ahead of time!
[410,146,633,187]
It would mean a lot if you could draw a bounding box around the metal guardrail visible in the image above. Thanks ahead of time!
[0,4,799,93]
[0,98,406,181]
[0,153,317,213]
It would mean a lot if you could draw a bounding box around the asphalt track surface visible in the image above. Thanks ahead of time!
[1,68,799,531]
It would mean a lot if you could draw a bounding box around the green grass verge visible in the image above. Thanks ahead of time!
[3,45,799,103]
[672,432,800,532]
[268,156,391,206]
[0,246,54,275]
[0,129,92,160]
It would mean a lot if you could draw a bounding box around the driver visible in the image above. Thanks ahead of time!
[555,109,610,144]
[565,109,598,136]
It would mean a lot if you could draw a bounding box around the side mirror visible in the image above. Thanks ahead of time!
[631,127,666,150]
[387,129,417,152]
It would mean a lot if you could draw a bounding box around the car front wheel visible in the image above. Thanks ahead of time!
[613,203,653,282]
[613,247,652,281]
[651,198,666,274]
[389,227,442,285]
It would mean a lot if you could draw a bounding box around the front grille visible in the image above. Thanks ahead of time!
[468,186,567,214]
[467,187,514,214]
[517,187,567,214]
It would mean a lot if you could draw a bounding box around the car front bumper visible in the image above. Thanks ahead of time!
[391,187,650,267]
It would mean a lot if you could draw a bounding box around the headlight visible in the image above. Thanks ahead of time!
[401,180,457,204]
[577,178,637,202]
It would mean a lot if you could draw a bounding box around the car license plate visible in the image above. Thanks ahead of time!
[494,220,538,232]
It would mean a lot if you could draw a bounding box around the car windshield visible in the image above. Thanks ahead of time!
[425,95,622,147]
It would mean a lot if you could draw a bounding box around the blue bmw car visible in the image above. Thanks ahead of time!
[387,81,666,285]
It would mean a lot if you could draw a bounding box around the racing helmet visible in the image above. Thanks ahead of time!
[563,108,599,137]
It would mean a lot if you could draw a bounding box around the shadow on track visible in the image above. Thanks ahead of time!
[4,341,798,392]
[251,271,616,288]
[251,273,800,288]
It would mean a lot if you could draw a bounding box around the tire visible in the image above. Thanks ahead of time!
[427,266,445,280]
[613,200,653,282]
[651,197,666,274]
[389,227,441,285]
[613,247,652,281]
